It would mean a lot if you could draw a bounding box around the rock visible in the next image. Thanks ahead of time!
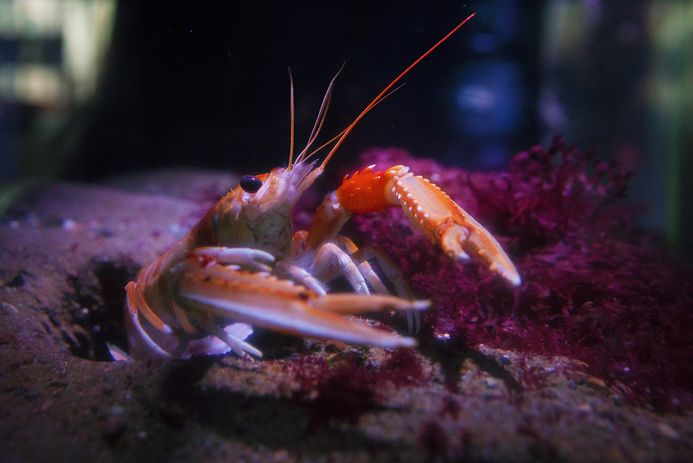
[0,169,691,462]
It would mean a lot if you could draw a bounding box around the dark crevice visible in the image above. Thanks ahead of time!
[65,258,138,361]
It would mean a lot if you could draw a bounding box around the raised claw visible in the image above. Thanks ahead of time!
[388,168,521,286]
[177,263,427,349]
[334,164,520,286]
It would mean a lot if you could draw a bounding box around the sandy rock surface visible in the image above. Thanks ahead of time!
[1,170,691,462]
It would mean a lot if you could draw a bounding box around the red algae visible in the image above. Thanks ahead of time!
[290,349,427,423]
[292,353,377,424]
[323,137,693,411]
[378,347,427,387]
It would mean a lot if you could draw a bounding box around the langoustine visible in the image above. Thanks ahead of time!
[123,13,520,359]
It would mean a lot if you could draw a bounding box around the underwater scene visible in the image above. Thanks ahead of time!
[1,2,691,462]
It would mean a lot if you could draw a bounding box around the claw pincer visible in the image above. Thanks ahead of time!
[334,165,521,286]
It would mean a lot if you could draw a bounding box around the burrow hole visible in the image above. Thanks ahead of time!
[65,258,137,361]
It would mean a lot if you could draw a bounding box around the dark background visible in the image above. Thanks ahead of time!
[1,0,691,259]
[71,1,542,177]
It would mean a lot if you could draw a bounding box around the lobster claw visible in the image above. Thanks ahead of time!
[387,167,521,286]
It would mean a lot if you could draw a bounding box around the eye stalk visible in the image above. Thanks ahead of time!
[239,175,262,193]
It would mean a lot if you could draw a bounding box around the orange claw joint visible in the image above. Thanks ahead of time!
[330,164,521,286]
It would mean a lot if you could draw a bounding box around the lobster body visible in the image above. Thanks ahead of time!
[124,13,520,359]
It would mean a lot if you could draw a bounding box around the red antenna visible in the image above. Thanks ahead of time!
[320,12,477,169]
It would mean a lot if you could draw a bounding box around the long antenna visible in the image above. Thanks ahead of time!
[287,67,296,169]
[319,12,476,169]
[301,82,406,163]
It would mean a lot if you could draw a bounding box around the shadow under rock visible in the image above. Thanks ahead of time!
[158,358,404,455]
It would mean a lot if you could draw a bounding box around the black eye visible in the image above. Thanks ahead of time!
[239,175,262,193]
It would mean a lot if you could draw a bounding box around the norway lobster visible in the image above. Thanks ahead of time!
[124,13,520,359]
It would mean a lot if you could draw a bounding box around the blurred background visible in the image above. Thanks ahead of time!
[0,0,691,259]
